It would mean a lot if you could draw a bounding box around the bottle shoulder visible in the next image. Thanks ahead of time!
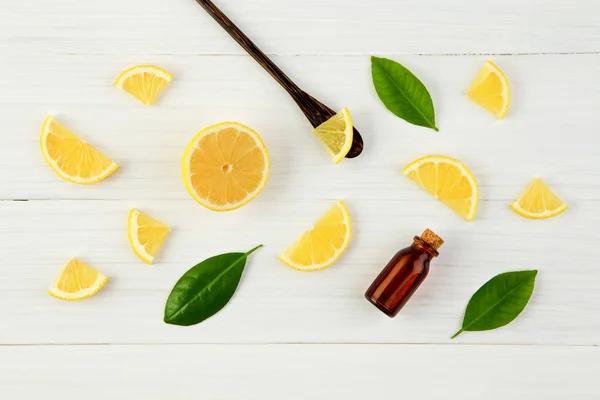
[389,246,432,269]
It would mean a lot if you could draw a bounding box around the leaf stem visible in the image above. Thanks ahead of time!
[246,244,264,256]
[451,329,464,339]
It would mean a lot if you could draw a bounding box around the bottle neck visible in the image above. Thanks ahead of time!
[412,236,439,258]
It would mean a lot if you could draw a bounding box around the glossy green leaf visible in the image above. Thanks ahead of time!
[371,56,438,131]
[164,245,262,326]
[452,270,538,339]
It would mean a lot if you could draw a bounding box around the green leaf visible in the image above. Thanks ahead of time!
[452,270,538,339]
[164,245,262,326]
[371,56,438,131]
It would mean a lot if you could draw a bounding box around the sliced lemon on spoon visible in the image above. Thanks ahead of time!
[313,108,353,164]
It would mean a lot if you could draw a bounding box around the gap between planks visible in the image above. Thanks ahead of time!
[46,51,600,57]
[0,342,597,348]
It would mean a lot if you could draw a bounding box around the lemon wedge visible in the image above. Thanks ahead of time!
[128,209,171,264]
[403,155,479,221]
[49,258,108,301]
[467,60,510,119]
[40,116,119,184]
[313,108,353,164]
[511,178,568,219]
[182,122,270,212]
[280,200,352,272]
[114,65,173,105]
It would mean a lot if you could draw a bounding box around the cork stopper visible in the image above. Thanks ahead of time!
[420,229,444,250]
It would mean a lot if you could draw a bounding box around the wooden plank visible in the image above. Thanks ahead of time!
[0,344,598,399]
[0,54,599,201]
[1,0,599,55]
[0,199,597,345]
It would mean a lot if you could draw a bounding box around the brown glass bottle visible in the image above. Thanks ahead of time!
[365,229,444,317]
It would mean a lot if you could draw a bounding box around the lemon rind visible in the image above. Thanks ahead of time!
[485,61,511,119]
[113,65,174,88]
[510,202,568,220]
[128,209,152,265]
[333,108,354,164]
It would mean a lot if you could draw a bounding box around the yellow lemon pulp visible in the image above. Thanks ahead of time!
[182,122,270,212]
[312,108,354,164]
[40,116,119,184]
[48,258,108,301]
[403,155,479,221]
[511,178,568,219]
[280,200,352,272]
[114,65,173,105]
[467,60,510,119]
[128,209,171,264]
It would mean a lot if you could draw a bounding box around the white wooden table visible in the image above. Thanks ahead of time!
[1,0,599,398]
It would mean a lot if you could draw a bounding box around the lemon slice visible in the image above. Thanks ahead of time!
[128,209,171,264]
[403,155,479,221]
[467,60,510,119]
[40,116,119,184]
[280,200,352,272]
[114,65,173,105]
[312,108,353,164]
[182,122,270,212]
[511,178,568,219]
[49,258,108,301]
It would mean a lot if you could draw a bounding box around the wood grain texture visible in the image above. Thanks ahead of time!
[1,0,599,55]
[1,0,599,397]
[1,345,598,399]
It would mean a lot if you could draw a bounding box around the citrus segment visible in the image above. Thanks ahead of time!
[403,155,479,221]
[511,178,568,219]
[40,116,119,184]
[182,122,270,212]
[312,108,354,163]
[467,60,510,119]
[114,65,173,105]
[48,258,108,301]
[128,209,171,264]
[280,200,352,272]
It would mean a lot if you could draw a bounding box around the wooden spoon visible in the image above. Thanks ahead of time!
[193,0,364,158]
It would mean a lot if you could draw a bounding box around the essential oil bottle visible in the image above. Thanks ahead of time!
[365,229,444,317]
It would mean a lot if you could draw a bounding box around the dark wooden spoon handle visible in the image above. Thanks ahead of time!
[193,0,364,158]
[194,0,302,100]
